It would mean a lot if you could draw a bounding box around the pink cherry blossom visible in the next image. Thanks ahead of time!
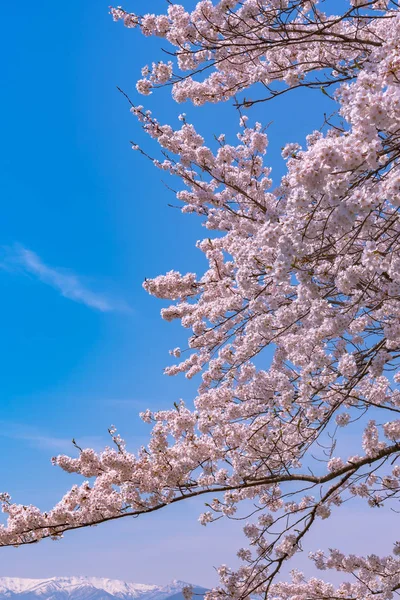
[2,2,400,600]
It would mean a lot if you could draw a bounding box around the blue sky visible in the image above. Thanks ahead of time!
[0,0,392,588]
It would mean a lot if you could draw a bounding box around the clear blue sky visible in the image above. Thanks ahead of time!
[0,0,392,588]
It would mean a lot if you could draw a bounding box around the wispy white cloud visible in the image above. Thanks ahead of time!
[0,421,107,454]
[1,244,124,312]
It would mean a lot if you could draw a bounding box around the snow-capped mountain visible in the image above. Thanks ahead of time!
[0,578,207,600]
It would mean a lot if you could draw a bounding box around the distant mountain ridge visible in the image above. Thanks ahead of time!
[0,578,207,600]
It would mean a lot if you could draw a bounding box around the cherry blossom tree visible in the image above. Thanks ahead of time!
[2,1,400,599]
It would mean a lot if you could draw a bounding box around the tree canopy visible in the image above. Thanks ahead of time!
[2,2,400,599]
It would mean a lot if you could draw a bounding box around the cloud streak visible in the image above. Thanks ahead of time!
[0,420,108,453]
[2,245,122,312]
